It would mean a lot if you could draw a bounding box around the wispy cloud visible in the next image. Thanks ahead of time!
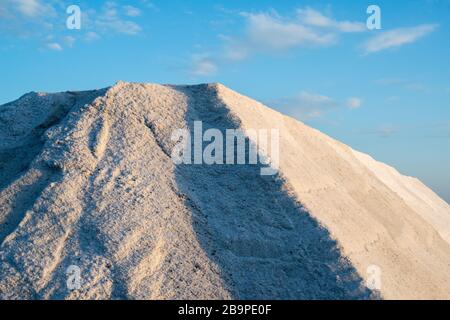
[243,12,336,50]
[269,91,363,121]
[223,8,365,62]
[14,0,41,17]
[297,91,335,117]
[376,78,431,93]
[85,31,100,42]
[0,0,57,36]
[139,0,158,11]
[269,91,336,120]
[46,42,63,51]
[190,54,218,76]
[346,97,362,109]
[386,96,400,103]
[94,2,142,36]
[376,125,397,138]
[362,24,437,54]
[123,5,141,17]
[63,35,75,48]
[196,7,438,75]
[297,7,366,33]
[0,0,145,50]
[11,0,55,17]
[191,7,366,73]
[357,125,397,138]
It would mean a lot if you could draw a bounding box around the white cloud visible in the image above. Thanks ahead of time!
[85,31,100,42]
[71,3,143,37]
[123,5,141,17]
[244,12,336,51]
[362,24,437,54]
[224,43,249,61]
[46,42,62,51]
[96,19,142,35]
[0,5,7,17]
[269,91,363,121]
[1,0,56,18]
[297,91,334,118]
[224,12,337,61]
[95,2,142,35]
[0,0,56,36]
[357,125,397,138]
[13,0,41,17]
[386,96,400,103]
[297,7,365,33]
[376,78,406,86]
[299,91,334,105]
[220,8,365,63]
[270,91,336,120]
[190,55,218,76]
[346,97,362,109]
[103,3,118,18]
[63,36,75,48]
[140,0,158,11]
[0,0,142,51]
[375,125,397,138]
[376,78,430,93]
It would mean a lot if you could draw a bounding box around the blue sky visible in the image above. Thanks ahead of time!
[1,0,449,202]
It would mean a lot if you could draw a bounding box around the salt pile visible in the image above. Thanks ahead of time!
[0,82,449,299]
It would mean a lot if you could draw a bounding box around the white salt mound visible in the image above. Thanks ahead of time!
[0,82,449,300]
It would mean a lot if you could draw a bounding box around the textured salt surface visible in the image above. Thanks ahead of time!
[0,82,449,299]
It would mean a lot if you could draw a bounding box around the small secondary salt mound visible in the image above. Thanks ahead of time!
[0,82,449,300]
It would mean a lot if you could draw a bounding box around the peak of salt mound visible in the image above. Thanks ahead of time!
[0,82,449,300]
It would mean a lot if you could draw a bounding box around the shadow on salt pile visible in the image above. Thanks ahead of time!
[173,84,374,300]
